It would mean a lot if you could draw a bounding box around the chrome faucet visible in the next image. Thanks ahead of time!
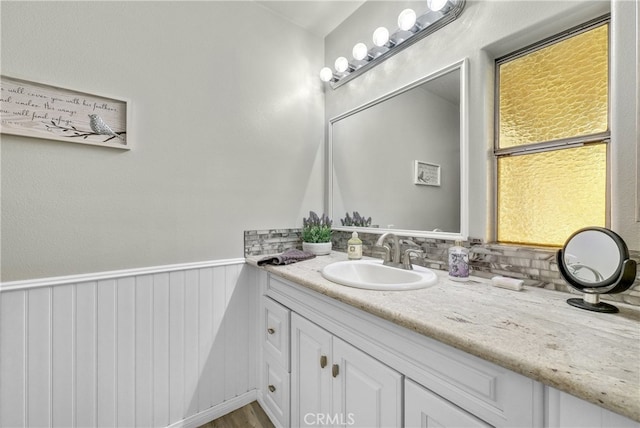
[375,233,425,270]
[375,232,403,268]
[402,248,424,270]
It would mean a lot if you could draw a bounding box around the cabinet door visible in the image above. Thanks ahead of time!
[263,297,290,369]
[332,337,403,428]
[546,387,640,428]
[263,353,290,428]
[405,379,491,428]
[291,313,333,427]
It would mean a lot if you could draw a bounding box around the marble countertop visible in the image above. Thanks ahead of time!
[247,252,640,422]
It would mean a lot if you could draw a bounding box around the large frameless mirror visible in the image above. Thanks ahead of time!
[557,227,637,313]
[327,59,468,240]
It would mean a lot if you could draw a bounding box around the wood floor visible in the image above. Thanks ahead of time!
[199,401,275,428]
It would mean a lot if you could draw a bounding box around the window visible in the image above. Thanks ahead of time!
[495,16,610,247]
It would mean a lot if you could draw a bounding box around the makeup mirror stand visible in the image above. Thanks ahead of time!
[566,290,620,313]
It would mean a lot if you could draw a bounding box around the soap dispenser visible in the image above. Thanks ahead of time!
[448,240,469,281]
[347,231,363,260]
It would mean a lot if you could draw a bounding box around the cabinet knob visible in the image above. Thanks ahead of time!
[267,328,275,335]
[268,384,276,393]
[332,364,339,378]
[320,355,327,368]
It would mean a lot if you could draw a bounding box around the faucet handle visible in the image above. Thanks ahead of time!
[402,248,424,270]
[376,244,392,263]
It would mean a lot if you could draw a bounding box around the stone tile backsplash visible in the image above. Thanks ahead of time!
[244,229,640,307]
[244,229,302,256]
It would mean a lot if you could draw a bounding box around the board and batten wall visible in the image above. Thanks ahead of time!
[0,259,258,428]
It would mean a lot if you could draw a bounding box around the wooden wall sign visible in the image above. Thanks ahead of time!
[0,75,129,149]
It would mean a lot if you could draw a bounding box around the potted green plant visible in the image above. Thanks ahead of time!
[301,211,333,255]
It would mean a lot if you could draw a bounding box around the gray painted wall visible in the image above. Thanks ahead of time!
[1,1,325,281]
[2,1,637,281]
[324,0,639,247]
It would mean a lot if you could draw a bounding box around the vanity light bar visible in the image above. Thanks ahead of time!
[320,0,466,89]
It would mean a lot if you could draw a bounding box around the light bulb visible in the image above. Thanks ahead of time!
[427,0,449,12]
[372,27,390,47]
[352,42,368,61]
[334,57,349,73]
[398,9,417,31]
[319,67,333,82]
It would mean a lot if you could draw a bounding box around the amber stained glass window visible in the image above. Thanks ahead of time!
[496,20,609,246]
[497,144,607,246]
[498,24,609,148]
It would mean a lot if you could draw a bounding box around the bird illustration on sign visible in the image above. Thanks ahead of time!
[88,114,125,141]
[42,114,126,143]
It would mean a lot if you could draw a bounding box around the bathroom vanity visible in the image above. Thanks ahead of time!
[246,252,639,428]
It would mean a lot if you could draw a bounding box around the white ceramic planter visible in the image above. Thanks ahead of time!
[302,241,332,256]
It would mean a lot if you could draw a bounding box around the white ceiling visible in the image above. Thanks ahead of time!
[256,1,366,37]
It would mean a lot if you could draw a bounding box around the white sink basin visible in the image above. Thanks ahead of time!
[321,259,438,291]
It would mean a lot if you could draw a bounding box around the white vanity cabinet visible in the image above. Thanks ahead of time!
[405,378,492,428]
[261,296,291,428]
[255,268,639,428]
[545,387,640,428]
[260,272,536,428]
[291,313,402,427]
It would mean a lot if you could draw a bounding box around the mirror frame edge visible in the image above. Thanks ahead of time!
[326,58,470,241]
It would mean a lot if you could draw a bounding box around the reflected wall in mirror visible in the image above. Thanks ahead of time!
[563,229,622,284]
[328,59,468,239]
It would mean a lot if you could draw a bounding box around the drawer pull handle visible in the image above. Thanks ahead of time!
[267,328,275,335]
[332,364,339,378]
[320,355,327,368]
[268,384,276,393]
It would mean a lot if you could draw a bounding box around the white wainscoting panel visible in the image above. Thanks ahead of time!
[0,259,258,428]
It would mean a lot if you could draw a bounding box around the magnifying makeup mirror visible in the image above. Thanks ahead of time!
[557,227,637,313]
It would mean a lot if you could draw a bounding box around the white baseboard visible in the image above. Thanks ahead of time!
[168,390,258,428]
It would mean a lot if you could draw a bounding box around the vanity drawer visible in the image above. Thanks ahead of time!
[262,353,290,428]
[263,296,290,370]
